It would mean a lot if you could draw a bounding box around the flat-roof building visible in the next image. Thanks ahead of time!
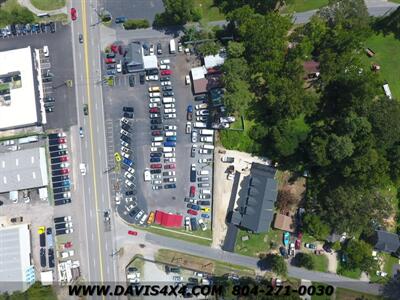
[0,147,48,194]
[0,46,38,130]
[0,224,35,293]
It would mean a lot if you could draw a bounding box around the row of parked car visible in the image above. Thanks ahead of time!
[48,132,72,207]
[146,62,178,190]
[1,22,56,37]
[38,226,55,269]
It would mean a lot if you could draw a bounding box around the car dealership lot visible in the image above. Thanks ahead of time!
[102,39,213,226]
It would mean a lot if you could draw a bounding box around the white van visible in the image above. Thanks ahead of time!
[43,45,49,57]
[200,129,214,136]
[163,147,175,153]
[149,92,160,97]
[202,144,215,150]
[200,189,211,195]
[200,136,213,143]
[164,152,176,158]
[162,97,176,104]
[193,122,207,128]
[152,136,164,142]
[165,131,176,137]
[197,170,209,176]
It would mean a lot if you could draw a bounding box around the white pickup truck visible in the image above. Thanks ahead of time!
[80,163,87,175]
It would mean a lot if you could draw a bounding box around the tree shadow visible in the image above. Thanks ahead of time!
[372,7,400,39]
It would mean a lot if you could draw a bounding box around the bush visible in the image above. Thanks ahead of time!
[123,19,150,30]
[294,253,314,270]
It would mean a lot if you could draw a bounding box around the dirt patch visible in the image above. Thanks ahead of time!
[276,171,306,214]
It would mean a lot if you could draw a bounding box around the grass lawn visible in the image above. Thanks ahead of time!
[156,249,255,277]
[312,254,328,272]
[194,0,225,23]
[235,229,281,257]
[219,119,261,154]
[311,282,333,300]
[0,282,57,300]
[30,0,66,11]
[284,0,328,13]
[335,287,383,300]
[135,224,212,246]
[337,264,362,279]
[362,33,400,99]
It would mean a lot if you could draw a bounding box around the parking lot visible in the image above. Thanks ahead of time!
[102,38,213,230]
[0,22,76,130]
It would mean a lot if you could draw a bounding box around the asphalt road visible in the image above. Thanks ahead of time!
[70,0,118,288]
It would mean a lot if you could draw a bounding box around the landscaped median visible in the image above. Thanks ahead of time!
[30,0,65,11]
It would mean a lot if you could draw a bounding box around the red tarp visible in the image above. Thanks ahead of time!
[155,210,183,228]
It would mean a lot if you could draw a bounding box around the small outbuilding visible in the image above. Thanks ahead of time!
[273,213,295,233]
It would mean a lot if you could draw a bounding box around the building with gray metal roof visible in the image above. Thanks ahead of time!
[0,147,48,193]
[231,163,278,233]
[0,224,35,293]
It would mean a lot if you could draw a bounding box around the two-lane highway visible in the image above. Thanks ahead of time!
[70,0,118,286]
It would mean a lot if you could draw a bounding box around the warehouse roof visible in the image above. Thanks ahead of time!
[0,46,38,130]
[0,224,34,293]
[0,147,48,193]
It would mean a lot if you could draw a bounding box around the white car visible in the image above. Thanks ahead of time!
[139,213,148,225]
[160,59,170,64]
[164,177,176,182]
[191,131,198,143]
[164,171,176,176]
[146,75,159,81]
[143,169,151,181]
[149,44,154,55]
[164,108,176,113]
[196,116,208,122]
[127,167,135,174]
[160,64,170,70]
[198,218,207,231]
[196,110,209,116]
[186,122,192,134]
[165,131,177,136]
[149,98,161,103]
[125,171,134,179]
[60,162,70,168]
[121,140,129,147]
[121,146,130,153]
[125,179,134,187]
[121,118,129,125]
[185,75,190,85]
[164,103,175,108]
[178,44,183,52]
[164,113,176,119]
[199,149,212,154]
[164,158,176,163]
[196,103,208,110]
[198,158,212,163]
[149,92,160,97]
[121,152,130,158]
[150,113,160,118]
[151,174,162,179]
[184,216,190,231]
[164,125,177,130]
[120,129,129,136]
[152,180,162,185]
[150,147,160,152]
[116,63,122,73]
[149,103,161,108]
[161,81,171,86]
[151,142,162,147]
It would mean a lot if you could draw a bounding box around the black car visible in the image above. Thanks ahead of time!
[44,96,55,103]
[160,76,170,82]
[10,24,16,35]
[190,218,198,231]
[54,198,72,206]
[106,52,115,58]
[106,64,115,70]
[198,200,210,206]
[125,190,134,196]
[157,42,162,55]
[194,95,207,101]
[146,68,158,76]
[150,152,162,157]
[55,223,66,230]
[150,118,162,124]
[150,157,161,163]
[51,157,67,164]
[162,86,173,91]
[190,168,196,183]
[150,169,161,174]
[45,107,54,113]
[39,233,46,247]
[163,91,174,97]
[200,194,211,199]
[49,22,55,33]
[139,73,145,84]
[124,112,133,119]
[48,248,55,268]
[47,227,52,235]
[53,181,70,188]
[164,184,176,189]
[279,246,288,257]
[151,125,162,130]
[40,23,46,32]
[129,75,135,87]
[53,187,70,194]
[52,170,68,176]
[120,135,131,143]
[52,174,69,182]
[123,106,134,113]
[40,248,46,268]
[50,150,68,157]
[121,124,131,132]
[191,147,196,158]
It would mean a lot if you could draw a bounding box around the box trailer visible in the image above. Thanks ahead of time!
[169,39,176,54]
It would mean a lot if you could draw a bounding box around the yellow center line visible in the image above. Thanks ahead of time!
[80,0,105,284]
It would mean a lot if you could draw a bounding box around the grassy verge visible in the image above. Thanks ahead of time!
[30,0,66,11]
[219,119,261,153]
[335,287,383,300]
[311,282,333,300]
[337,264,361,279]
[362,33,400,99]
[235,229,281,257]
[194,0,225,23]
[135,224,212,246]
[156,249,255,277]
[0,282,56,300]
[284,0,329,13]
[312,254,328,272]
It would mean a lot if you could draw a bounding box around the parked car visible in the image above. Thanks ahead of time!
[164,184,176,189]
[305,243,316,249]
[161,70,172,76]
[187,209,198,216]
[190,186,196,197]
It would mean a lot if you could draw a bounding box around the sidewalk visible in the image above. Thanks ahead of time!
[17,0,67,15]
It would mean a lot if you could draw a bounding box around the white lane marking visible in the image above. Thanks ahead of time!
[105,242,108,252]
[80,74,83,81]
[93,258,96,267]
[85,140,88,149]
[95,101,98,110]
[89,208,93,218]
[78,51,82,61]
[97,126,99,133]
[90,14,93,24]
[91,233,94,241]
[98,149,101,156]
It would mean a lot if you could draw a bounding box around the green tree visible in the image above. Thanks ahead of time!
[215,0,292,14]
[294,253,315,270]
[260,254,288,276]
[10,7,34,24]
[153,0,197,26]
[302,214,330,240]
[343,239,378,273]
[327,134,354,161]
[197,41,220,56]
[226,41,245,58]
[0,10,11,27]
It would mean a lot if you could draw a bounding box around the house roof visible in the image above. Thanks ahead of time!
[303,60,320,74]
[273,213,295,232]
[124,42,144,71]
[191,66,207,80]
[193,78,208,94]
[203,52,226,69]
[374,230,400,253]
[234,163,278,233]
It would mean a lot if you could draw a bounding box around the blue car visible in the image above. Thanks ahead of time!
[115,16,127,24]
[166,136,176,142]
[150,152,162,157]
[123,157,134,167]
[201,214,210,219]
[187,204,200,210]
[150,157,161,163]
[106,70,116,76]
[164,141,176,147]
[164,184,176,189]
[187,105,193,113]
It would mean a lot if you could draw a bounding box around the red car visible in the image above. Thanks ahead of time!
[111,44,119,53]
[190,186,196,197]
[295,239,301,250]
[70,8,77,21]
[161,70,172,76]
[58,138,66,144]
[118,45,124,55]
[59,156,68,162]
[60,169,69,174]
[187,209,198,216]
[149,107,160,113]
[128,230,138,236]
[105,58,116,64]
[150,163,162,169]
[64,241,73,248]
[151,130,162,136]
[164,164,176,169]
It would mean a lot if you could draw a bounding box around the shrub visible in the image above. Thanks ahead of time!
[123,19,150,30]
